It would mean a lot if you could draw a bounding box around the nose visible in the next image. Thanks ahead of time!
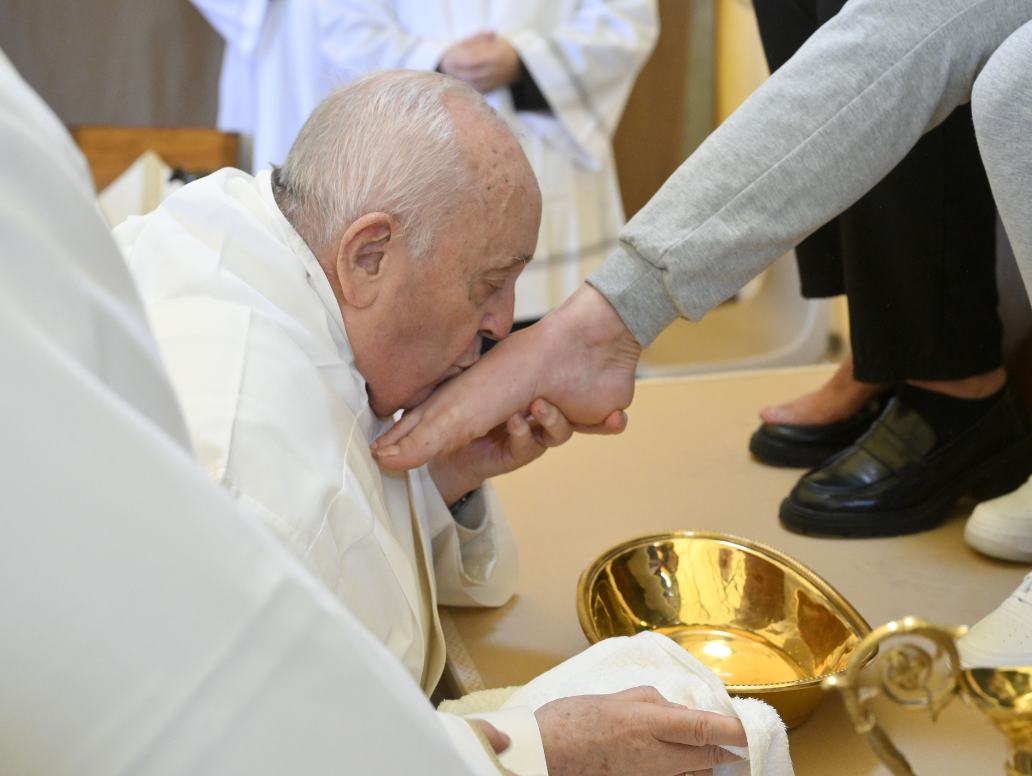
[479,285,515,341]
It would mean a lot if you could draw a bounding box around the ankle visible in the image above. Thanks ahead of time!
[563,284,642,355]
[895,381,1005,448]
[906,368,1007,400]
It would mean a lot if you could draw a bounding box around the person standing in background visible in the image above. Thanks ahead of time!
[745,0,1032,538]
[313,0,658,322]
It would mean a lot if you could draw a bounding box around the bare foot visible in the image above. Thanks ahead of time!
[759,354,891,425]
[372,284,638,470]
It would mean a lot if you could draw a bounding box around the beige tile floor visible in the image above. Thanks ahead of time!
[444,364,1028,776]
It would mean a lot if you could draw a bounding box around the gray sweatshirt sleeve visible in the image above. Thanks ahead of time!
[588,0,1032,347]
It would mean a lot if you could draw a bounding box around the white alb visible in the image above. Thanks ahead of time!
[116,168,520,695]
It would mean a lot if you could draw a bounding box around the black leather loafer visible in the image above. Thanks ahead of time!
[749,395,890,468]
[779,383,1032,537]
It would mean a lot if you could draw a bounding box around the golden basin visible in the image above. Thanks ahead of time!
[578,530,872,728]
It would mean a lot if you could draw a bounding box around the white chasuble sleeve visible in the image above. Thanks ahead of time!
[457,706,550,776]
[435,714,513,776]
[143,295,430,683]
[507,0,658,168]
[422,472,519,608]
[316,0,449,76]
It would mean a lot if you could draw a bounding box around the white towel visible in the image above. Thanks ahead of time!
[499,631,793,776]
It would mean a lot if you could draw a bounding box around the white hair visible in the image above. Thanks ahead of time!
[273,69,514,259]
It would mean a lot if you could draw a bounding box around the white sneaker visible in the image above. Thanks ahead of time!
[965,476,1032,562]
[957,572,1032,668]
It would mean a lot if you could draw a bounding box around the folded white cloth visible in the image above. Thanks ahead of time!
[499,631,793,776]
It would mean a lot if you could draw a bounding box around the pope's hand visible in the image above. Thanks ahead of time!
[536,687,747,776]
[439,31,521,95]
[372,283,641,471]
[427,398,585,506]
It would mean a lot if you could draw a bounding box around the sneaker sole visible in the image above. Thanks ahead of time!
[964,522,1032,563]
[779,435,1032,538]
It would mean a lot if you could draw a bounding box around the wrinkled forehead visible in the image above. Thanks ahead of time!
[437,105,541,268]
[468,178,539,268]
[449,100,538,199]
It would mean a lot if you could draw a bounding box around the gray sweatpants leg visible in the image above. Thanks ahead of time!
[973,21,1032,301]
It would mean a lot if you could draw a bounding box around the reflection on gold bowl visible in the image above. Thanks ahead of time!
[577,531,872,728]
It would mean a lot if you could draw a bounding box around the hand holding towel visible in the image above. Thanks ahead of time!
[499,631,793,776]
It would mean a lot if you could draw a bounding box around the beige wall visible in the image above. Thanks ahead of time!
[613,0,717,220]
[714,0,769,124]
[612,0,771,220]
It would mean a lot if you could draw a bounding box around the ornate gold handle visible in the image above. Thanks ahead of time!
[822,617,968,776]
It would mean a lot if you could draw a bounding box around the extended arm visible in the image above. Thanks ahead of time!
[593,0,1032,345]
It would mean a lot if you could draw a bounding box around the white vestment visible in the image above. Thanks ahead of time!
[116,167,520,696]
[191,0,658,320]
[0,46,544,776]
[189,0,335,171]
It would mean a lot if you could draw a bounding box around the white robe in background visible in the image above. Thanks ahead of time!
[115,167,520,696]
[0,45,542,776]
[192,0,658,320]
[190,0,334,171]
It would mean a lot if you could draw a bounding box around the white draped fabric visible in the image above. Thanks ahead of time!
[0,46,536,776]
[190,0,335,171]
[190,0,658,320]
[115,168,520,695]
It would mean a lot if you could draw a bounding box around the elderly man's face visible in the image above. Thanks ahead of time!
[332,111,541,418]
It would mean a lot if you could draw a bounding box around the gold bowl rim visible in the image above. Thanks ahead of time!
[576,529,874,693]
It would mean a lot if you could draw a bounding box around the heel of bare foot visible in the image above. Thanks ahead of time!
[759,354,891,426]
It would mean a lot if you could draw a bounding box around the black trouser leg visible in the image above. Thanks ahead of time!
[841,104,1002,382]
[753,0,1003,383]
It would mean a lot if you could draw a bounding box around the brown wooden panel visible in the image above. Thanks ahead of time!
[613,0,694,219]
[68,126,239,191]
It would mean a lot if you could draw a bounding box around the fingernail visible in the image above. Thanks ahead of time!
[376,445,400,457]
[369,441,380,451]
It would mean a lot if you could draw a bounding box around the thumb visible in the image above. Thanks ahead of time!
[469,718,511,754]
[648,707,748,749]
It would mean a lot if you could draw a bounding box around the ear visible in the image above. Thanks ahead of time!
[334,212,398,309]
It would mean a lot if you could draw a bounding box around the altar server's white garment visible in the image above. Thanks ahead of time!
[116,168,519,694]
[320,0,658,319]
[190,0,333,171]
[0,46,542,776]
